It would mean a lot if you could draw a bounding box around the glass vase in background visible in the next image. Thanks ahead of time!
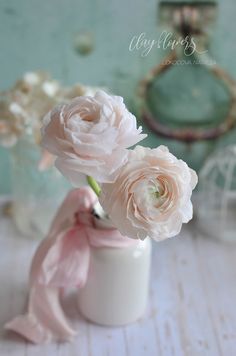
[0,71,103,239]
[139,1,236,172]
[10,133,71,239]
[195,145,236,243]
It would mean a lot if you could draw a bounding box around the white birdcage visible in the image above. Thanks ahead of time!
[196,145,236,242]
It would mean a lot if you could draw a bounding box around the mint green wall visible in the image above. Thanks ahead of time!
[0,0,236,193]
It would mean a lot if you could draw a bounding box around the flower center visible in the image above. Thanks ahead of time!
[148,181,163,200]
[146,178,170,211]
[79,103,99,123]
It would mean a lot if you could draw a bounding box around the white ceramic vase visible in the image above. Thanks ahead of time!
[78,237,152,326]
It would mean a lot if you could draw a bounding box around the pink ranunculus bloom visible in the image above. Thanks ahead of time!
[99,145,198,241]
[41,90,147,185]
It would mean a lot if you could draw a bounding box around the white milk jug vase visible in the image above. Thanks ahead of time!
[77,203,152,326]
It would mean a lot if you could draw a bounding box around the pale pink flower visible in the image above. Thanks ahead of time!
[99,145,198,241]
[41,91,146,185]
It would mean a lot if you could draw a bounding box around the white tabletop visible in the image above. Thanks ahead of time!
[0,197,236,356]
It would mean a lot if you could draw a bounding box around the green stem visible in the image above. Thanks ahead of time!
[86,176,101,196]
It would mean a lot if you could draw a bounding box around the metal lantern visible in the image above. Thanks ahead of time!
[196,145,236,242]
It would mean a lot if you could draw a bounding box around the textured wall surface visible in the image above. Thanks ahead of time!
[0,0,236,193]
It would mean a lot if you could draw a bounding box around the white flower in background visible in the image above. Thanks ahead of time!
[0,121,18,147]
[42,81,60,97]
[99,145,198,241]
[41,90,147,184]
[0,96,29,147]
[0,71,103,149]
[23,72,41,86]
[0,72,60,147]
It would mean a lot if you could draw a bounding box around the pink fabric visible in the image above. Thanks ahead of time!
[5,187,137,344]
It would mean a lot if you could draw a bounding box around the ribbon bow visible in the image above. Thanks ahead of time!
[5,187,137,344]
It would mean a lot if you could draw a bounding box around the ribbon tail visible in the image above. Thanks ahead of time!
[5,227,90,343]
[5,285,76,344]
[5,286,76,344]
[5,188,96,344]
[28,286,76,342]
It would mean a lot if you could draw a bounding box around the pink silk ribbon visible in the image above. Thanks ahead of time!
[5,187,137,344]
